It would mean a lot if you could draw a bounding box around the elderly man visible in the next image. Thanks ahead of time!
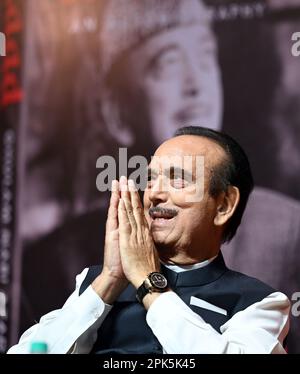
[96,0,300,352]
[8,127,290,354]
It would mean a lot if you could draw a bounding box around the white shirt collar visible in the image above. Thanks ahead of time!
[162,255,218,273]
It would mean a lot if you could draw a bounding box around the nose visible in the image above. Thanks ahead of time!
[148,175,169,206]
[182,57,200,98]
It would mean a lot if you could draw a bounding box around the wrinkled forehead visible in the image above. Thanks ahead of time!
[130,23,216,65]
[148,135,226,174]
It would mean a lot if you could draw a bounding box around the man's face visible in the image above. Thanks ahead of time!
[143,135,226,262]
[126,22,223,145]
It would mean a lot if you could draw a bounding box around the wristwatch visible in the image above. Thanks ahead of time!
[136,272,168,304]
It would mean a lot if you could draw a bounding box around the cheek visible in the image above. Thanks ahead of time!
[176,206,207,240]
[180,202,216,238]
[143,194,151,226]
[170,185,206,207]
[144,82,182,143]
[170,190,215,221]
[168,189,205,218]
[144,79,181,115]
[212,75,222,110]
[206,68,222,109]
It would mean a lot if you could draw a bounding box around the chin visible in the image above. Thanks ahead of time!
[153,237,177,257]
[152,233,170,246]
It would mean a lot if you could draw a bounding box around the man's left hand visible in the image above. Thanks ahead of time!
[118,176,161,289]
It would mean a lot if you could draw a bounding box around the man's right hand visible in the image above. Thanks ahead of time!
[92,180,129,304]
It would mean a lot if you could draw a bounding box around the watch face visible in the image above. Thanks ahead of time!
[149,272,168,289]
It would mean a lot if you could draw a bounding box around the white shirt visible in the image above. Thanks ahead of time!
[7,267,290,354]
[162,255,218,273]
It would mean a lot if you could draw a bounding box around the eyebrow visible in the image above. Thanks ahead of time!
[147,167,193,180]
[169,166,193,181]
[146,44,180,70]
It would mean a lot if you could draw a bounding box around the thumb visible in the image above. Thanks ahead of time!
[106,180,119,232]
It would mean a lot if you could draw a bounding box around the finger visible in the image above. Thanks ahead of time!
[120,177,137,232]
[128,179,150,228]
[106,180,119,232]
[128,179,145,228]
[119,175,132,214]
[118,198,131,239]
[119,175,127,192]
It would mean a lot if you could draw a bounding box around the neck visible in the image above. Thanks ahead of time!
[157,242,220,266]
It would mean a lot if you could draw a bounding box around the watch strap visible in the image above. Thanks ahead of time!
[136,283,149,304]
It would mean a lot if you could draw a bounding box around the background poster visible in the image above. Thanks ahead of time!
[1,0,300,353]
[0,0,23,353]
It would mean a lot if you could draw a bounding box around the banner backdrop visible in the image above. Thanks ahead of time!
[0,0,23,353]
[1,0,300,353]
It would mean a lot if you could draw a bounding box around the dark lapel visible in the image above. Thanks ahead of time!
[162,252,227,288]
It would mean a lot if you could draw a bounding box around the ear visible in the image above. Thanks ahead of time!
[102,93,135,146]
[214,186,240,227]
